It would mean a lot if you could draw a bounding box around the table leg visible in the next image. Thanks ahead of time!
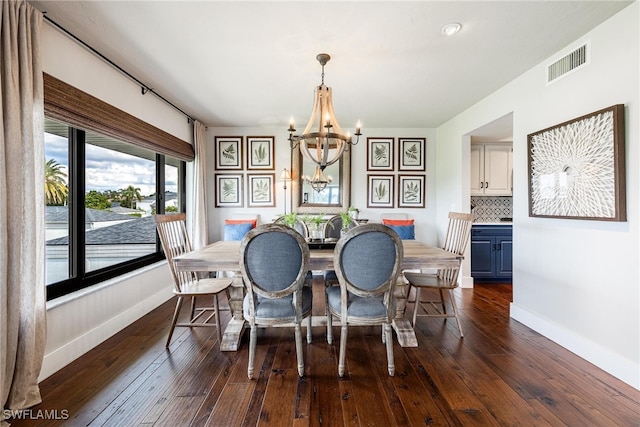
[392,275,418,347]
[221,272,246,351]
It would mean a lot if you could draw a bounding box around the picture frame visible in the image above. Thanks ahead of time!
[527,104,626,221]
[247,173,275,207]
[215,173,243,207]
[215,136,243,170]
[367,174,394,208]
[398,137,426,171]
[367,137,394,171]
[398,175,425,208]
[247,136,274,170]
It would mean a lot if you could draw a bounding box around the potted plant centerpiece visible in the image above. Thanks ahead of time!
[279,211,298,228]
[339,211,354,237]
[347,206,360,220]
[302,213,326,240]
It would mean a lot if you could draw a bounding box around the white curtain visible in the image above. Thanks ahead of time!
[0,1,46,425]
[191,120,209,249]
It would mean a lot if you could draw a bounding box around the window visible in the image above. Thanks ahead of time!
[43,73,193,300]
[44,118,186,299]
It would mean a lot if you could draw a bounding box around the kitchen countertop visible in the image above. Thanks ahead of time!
[473,222,512,226]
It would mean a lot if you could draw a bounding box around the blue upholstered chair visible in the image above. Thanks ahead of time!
[323,214,357,287]
[240,224,312,379]
[325,223,403,377]
[274,215,309,239]
[274,215,313,286]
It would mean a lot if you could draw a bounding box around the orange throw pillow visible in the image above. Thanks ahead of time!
[382,219,414,226]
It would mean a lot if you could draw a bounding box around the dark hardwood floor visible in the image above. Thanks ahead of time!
[11,281,640,426]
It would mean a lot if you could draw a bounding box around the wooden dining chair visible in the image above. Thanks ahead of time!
[325,223,403,377]
[403,212,474,337]
[240,223,313,379]
[155,213,233,348]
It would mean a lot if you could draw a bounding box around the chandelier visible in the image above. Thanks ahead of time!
[288,53,361,174]
[303,166,333,193]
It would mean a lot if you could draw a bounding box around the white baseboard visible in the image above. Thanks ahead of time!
[40,286,173,381]
[510,303,639,391]
[460,275,474,288]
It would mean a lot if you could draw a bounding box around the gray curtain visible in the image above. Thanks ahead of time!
[0,1,46,425]
[191,120,209,249]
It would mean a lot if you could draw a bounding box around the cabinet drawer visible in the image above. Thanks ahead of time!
[472,226,512,236]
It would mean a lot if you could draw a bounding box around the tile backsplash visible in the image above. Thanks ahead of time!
[471,196,513,223]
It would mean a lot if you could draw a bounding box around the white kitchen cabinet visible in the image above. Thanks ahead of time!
[470,143,512,196]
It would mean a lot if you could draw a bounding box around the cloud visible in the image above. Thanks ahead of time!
[45,133,178,196]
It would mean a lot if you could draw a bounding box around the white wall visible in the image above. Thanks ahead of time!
[206,127,439,246]
[39,22,189,380]
[436,4,639,388]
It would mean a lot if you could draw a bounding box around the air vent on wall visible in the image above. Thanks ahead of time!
[547,42,589,84]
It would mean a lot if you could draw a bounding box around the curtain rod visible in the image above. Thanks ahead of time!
[43,14,196,124]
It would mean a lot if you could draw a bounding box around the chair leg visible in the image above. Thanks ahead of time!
[295,323,304,377]
[439,288,447,316]
[326,305,333,344]
[412,287,422,327]
[384,323,395,376]
[449,289,464,338]
[213,294,221,343]
[189,296,196,321]
[166,296,183,348]
[338,324,348,377]
[306,315,312,343]
[248,324,257,379]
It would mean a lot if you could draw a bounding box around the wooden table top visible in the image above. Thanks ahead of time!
[174,239,461,272]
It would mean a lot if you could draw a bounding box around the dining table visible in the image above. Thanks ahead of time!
[173,239,462,351]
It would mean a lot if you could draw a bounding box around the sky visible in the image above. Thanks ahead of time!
[45,132,177,197]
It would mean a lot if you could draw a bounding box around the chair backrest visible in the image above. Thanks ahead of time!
[442,212,475,255]
[240,223,310,299]
[324,215,357,239]
[155,213,196,293]
[334,223,403,305]
[438,212,475,283]
[274,215,309,239]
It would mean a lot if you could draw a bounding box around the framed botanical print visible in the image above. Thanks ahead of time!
[215,136,243,170]
[247,136,274,170]
[398,175,425,208]
[367,137,394,171]
[367,174,394,208]
[398,137,425,171]
[247,173,275,207]
[528,104,626,221]
[215,174,243,207]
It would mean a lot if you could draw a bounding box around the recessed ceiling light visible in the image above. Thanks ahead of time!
[441,22,462,36]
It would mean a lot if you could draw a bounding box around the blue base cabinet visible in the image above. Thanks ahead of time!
[471,225,512,282]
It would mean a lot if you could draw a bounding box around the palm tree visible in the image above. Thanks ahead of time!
[120,185,143,209]
[45,159,68,205]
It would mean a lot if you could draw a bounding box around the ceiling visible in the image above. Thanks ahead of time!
[31,1,632,140]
